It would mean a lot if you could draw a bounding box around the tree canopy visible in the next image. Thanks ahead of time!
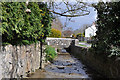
[2,2,52,45]
[92,2,120,57]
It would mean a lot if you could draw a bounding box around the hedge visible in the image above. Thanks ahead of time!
[2,2,52,45]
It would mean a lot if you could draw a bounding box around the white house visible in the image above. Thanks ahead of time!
[85,22,97,38]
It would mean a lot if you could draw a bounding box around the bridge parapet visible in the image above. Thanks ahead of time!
[46,38,79,48]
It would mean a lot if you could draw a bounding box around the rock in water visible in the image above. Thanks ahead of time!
[57,66,65,69]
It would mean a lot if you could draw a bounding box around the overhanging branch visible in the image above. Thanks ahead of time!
[48,9,90,17]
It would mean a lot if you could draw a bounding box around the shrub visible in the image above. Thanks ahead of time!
[108,46,120,57]
[45,45,57,62]
[76,33,84,38]
[2,2,52,45]
[72,34,76,38]
[76,33,82,37]
[76,33,85,41]
[92,2,120,57]
[49,28,61,38]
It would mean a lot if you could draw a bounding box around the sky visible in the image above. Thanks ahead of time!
[53,2,97,30]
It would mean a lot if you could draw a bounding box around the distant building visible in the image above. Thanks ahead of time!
[62,30,73,38]
[85,22,97,38]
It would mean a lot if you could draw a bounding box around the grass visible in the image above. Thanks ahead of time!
[79,44,87,47]
[79,41,87,43]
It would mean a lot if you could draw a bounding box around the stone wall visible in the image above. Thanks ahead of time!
[68,41,120,78]
[46,38,79,48]
[0,42,46,79]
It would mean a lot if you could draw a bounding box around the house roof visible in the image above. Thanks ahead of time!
[62,30,73,37]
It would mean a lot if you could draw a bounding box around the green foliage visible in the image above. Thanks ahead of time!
[79,33,82,36]
[108,46,120,57]
[92,2,120,57]
[45,45,57,62]
[72,34,76,38]
[76,33,84,38]
[2,2,52,45]
[79,44,87,47]
[49,28,61,38]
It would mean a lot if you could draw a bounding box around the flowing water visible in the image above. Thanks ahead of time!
[29,49,103,79]
[45,53,88,78]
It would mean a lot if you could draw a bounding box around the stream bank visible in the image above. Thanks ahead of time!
[67,44,120,78]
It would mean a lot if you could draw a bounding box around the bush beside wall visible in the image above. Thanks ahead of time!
[45,45,57,62]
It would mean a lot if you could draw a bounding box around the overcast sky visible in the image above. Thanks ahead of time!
[55,3,97,30]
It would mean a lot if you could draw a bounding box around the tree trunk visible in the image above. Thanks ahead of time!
[39,41,42,69]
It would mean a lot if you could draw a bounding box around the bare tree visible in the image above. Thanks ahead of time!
[47,0,90,17]
[82,24,91,30]
[51,18,63,32]
[74,24,91,34]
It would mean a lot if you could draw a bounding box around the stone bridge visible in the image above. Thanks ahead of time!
[46,38,79,48]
